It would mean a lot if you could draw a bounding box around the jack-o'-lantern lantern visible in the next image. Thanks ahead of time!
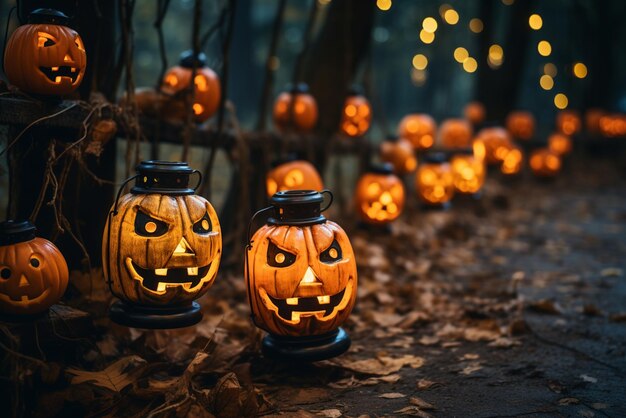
[398,113,437,151]
[506,111,535,141]
[598,113,626,138]
[379,135,417,175]
[585,108,605,136]
[339,88,371,137]
[273,83,318,133]
[548,132,572,156]
[500,145,524,176]
[555,110,581,136]
[440,119,473,149]
[416,152,455,206]
[266,159,323,197]
[3,9,86,96]
[160,50,221,123]
[0,221,68,316]
[530,149,561,177]
[464,101,486,126]
[246,190,357,360]
[103,161,221,328]
[354,164,405,225]
[474,127,513,165]
[450,149,485,195]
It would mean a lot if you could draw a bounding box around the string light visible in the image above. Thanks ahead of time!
[554,93,568,109]
[544,63,557,77]
[376,0,392,11]
[454,47,469,63]
[422,17,438,33]
[412,54,428,70]
[537,40,552,56]
[540,75,554,90]
[469,18,483,33]
[488,44,503,68]
[528,14,543,30]
[463,57,478,73]
[573,62,588,79]
[420,29,435,44]
[444,9,459,25]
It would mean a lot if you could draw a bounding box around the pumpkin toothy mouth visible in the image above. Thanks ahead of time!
[0,288,51,305]
[125,258,213,294]
[39,66,80,84]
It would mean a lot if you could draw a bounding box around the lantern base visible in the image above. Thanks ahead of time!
[357,221,392,235]
[262,327,351,362]
[109,300,202,329]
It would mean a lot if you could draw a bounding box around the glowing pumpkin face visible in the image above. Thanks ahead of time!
[416,158,455,205]
[530,149,561,177]
[599,114,626,137]
[506,111,535,140]
[3,10,86,96]
[500,145,524,176]
[340,94,371,137]
[548,132,572,156]
[398,114,437,150]
[354,170,405,225]
[266,160,324,197]
[556,110,581,136]
[246,221,357,336]
[440,119,473,149]
[380,138,417,175]
[0,222,68,315]
[474,127,513,165]
[450,153,485,194]
[464,101,486,126]
[273,85,318,133]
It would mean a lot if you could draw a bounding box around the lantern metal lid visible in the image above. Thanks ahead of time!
[367,163,394,175]
[28,8,70,25]
[422,151,449,164]
[131,160,200,196]
[0,220,36,246]
[179,50,207,69]
[267,190,332,226]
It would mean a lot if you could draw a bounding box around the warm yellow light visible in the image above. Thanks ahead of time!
[439,4,452,18]
[411,69,427,86]
[489,44,504,60]
[454,47,469,63]
[444,9,459,25]
[537,40,552,57]
[573,62,588,79]
[528,14,543,30]
[554,93,568,109]
[422,17,438,33]
[463,57,478,73]
[420,29,435,44]
[488,55,503,69]
[502,0,514,5]
[317,0,332,5]
[544,63,557,77]
[540,75,554,90]
[469,18,483,33]
[377,0,392,11]
[412,54,428,70]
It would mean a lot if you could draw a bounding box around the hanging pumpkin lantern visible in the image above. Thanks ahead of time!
[500,145,524,176]
[463,101,486,126]
[506,111,535,141]
[0,221,69,316]
[548,132,572,156]
[354,164,405,226]
[339,88,371,138]
[379,135,417,175]
[585,108,605,136]
[246,190,357,361]
[266,159,324,197]
[529,149,561,177]
[474,127,513,165]
[440,119,473,149]
[450,149,486,195]
[415,152,455,207]
[555,110,581,136]
[103,161,222,328]
[273,83,318,133]
[3,8,87,96]
[398,113,437,151]
[160,50,221,123]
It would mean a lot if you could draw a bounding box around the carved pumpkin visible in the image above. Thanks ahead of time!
[103,161,221,306]
[500,145,524,176]
[556,110,581,136]
[506,111,535,140]
[160,51,221,123]
[450,149,485,194]
[398,113,437,150]
[416,152,455,205]
[548,132,572,156]
[440,119,473,149]
[464,101,486,126]
[246,190,357,337]
[474,127,513,165]
[3,9,86,96]
[339,90,371,138]
[379,135,417,175]
[266,159,324,197]
[0,221,68,315]
[354,164,405,225]
[273,83,318,133]
[530,149,561,177]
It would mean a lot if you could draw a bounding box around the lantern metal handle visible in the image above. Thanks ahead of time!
[191,169,202,191]
[246,206,273,248]
[320,189,334,213]
[112,175,139,216]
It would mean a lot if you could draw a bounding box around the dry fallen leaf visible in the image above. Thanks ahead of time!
[330,354,424,376]
[416,379,440,390]
[379,392,406,399]
[410,396,435,410]
[317,409,342,418]
[67,355,148,392]
[600,267,622,277]
[558,397,580,405]
[460,362,483,376]
[527,299,562,315]
[393,406,433,417]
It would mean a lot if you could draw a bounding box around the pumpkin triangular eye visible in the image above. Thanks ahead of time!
[267,241,296,267]
[37,32,56,48]
[320,239,342,263]
[134,210,168,237]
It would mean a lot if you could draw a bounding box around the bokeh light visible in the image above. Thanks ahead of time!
[412,54,428,70]
[573,62,588,79]
[420,29,435,44]
[376,0,392,11]
[463,57,478,73]
[554,93,569,109]
[538,40,552,56]
[469,18,483,33]
[444,9,459,25]
[423,17,438,33]
[540,75,554,90]
[544,63,557,77]
[454,47,469,63]
[529,14,543,30]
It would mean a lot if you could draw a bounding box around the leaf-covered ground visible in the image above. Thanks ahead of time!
[2,151,626,417]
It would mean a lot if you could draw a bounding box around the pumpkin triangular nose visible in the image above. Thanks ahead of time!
[299,267,321,286]
[174,237,194,254]
[19,274,29,288]
[64,54,72,62]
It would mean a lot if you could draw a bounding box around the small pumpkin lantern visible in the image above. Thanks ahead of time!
[0,221,69,316]
[529,148,561,177]
[246,190,357,361]
[103,161,222,328]
[160,50,221,123]
[555,110,581,136]
[379,135,417,175]
[464,101,486,126]
[273,83,318,133]
[500,145,524,176]
[474,127,513,165]
[440,119,473,149]
[450,148,485,195]
[266,159,324,197]
[548,132,572,156]
[4,8,87,96]
[354,164,405,226]
[398,113,437,151]
[339,88,372,138]
[506,111,535,141]
[415,152,455,208]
